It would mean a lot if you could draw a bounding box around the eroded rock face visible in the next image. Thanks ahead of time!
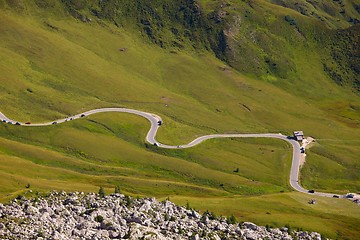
[0,191,323,240]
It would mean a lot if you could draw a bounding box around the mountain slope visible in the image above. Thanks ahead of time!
[55,0,360,91]
[0,0,359,238]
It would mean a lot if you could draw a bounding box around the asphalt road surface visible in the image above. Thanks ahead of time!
[0,108,343,198]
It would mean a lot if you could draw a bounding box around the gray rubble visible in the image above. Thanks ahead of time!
[0,191,323,239]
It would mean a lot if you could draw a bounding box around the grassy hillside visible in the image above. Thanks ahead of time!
[269,0,360,29]
[170,193,360,239]
[0,0,359,238]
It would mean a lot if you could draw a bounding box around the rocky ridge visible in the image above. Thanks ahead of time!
[0,191,323,240]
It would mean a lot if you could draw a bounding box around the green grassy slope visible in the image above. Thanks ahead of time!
[0,0,359,238]
[0,114,359,239]
[269,0,360,29]
[0,113,291,197]
[169,193,360,239]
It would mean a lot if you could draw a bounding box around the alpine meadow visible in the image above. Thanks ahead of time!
[0,0,359,239]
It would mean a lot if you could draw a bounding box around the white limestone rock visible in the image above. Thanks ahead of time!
[0,191,324,240]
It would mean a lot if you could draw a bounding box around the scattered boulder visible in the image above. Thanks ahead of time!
[0,191,324,239]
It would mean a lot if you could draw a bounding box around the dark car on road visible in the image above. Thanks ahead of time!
[157,120,162,126]
[15,122,21,125]
[52,122,57,125]
[2,120,6,123]
[308,190,315,193]
[333,195,340,198]
[81,114,85,117]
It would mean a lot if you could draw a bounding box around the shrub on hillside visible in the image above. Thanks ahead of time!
[284,15,297,25]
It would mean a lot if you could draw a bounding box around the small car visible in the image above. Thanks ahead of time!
[346,194,354,198]
[15,122,21,125]
[25,122,31,125]
[333,195,340,198]
[308,190,315,193]
[2,120,6,123]
[157,120,162,126]
[52,122,57,125]
[81,114,85,117]
[154,143,159,147]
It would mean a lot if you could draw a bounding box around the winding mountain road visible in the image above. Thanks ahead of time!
[0,108,342,198]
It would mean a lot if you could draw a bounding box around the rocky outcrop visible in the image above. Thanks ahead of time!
[0,191,322,239]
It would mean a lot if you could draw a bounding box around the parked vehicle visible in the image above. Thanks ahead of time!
[346,193,354,198]
[2,120,6,123]
[308,189,315,193]
[15,122,21,125]
[154,143,159,147]
[157,120,162,126]
[300,147,305,153]
[81,114,85,117]
[25,122,31,125]
[52,122,57,125]
[333,195,340,198]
